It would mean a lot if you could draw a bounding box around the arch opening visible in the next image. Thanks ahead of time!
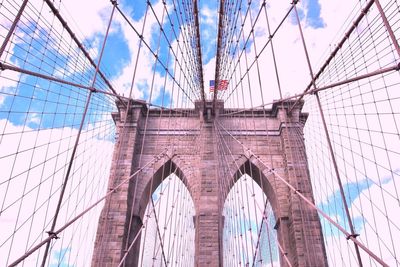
[223,174,279,266]
[137,172,195,266]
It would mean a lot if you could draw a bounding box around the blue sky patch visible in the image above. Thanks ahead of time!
[289,0,325,29]
[290,7,305,25]
[100,30,131,78]
[318,178,374,236]
[50,247,73,267]
[304,0,325,28]
[1,0,329,130]
[198,2,218,64]
[121,0,149,21]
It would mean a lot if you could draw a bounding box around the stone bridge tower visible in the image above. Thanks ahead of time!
[91,99,328,267]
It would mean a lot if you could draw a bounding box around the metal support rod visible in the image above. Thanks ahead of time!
[309,63,400,94]
[101,2,149,260]
[43,0,120,97]
[214,124,292,266]
[373,0,400,58]
[292,3,364,265]
[39,91,93,267]
[1,60,199,113]
[219,63,399,117]
[117,162,182,267]
[193,0,205,106]
[0,62,118,96]
[213,0,225,112]
[251,199,268,267]
[39,4,117,266]
[119,3,182,265]
[114,4,194,104]
[314,93,362,259]
[150,198,168,266]
[223,4,294,104]
[7,150,167,267]
[288,0,376,114]
[0,0,29,58]
[263,0,283,100]
[216,121,389,267]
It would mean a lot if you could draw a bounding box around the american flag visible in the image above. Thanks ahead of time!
[209,80,229,92]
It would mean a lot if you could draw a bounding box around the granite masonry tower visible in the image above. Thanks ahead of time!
[91,99,328,267]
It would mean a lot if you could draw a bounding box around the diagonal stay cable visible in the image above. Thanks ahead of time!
[39,4,117,266]
[215,120,390,267]
[7,147,168,267]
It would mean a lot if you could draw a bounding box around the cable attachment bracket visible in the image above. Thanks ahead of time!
[346,233,360,240]
[46,231,60,240]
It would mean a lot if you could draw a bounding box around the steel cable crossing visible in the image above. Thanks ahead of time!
[0,0,202,266]
[213,0,400,266]
[0,0,400,266]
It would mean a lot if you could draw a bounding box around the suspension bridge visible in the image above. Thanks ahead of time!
[0,0,399,266]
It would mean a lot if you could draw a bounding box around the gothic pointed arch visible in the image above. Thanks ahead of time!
[136,158,196,266]
[229,158,280,219]
[136,158,196,220]
[222,163,279,266]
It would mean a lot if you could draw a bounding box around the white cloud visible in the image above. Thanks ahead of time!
[199,4,218,62]
[0,70,20,106]
[26,112,41,126]
[0,0,23,106]
[203,56,216,99]
[350,179,400,266]
[212,0,386,108]
[111,0,177,102]
[321,179,400,266]
[139,174,195,266]
[0,0,112,107]
[56,0,111,40]
[223,175,279,266]
[2,0,400,266]
[0,118,113,266]
[200,5,217,27]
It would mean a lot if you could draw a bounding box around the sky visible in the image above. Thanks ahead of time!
[138,174,195,266]
[0,0,371,114]
[1,0,400,266]
[17,0,346,107]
